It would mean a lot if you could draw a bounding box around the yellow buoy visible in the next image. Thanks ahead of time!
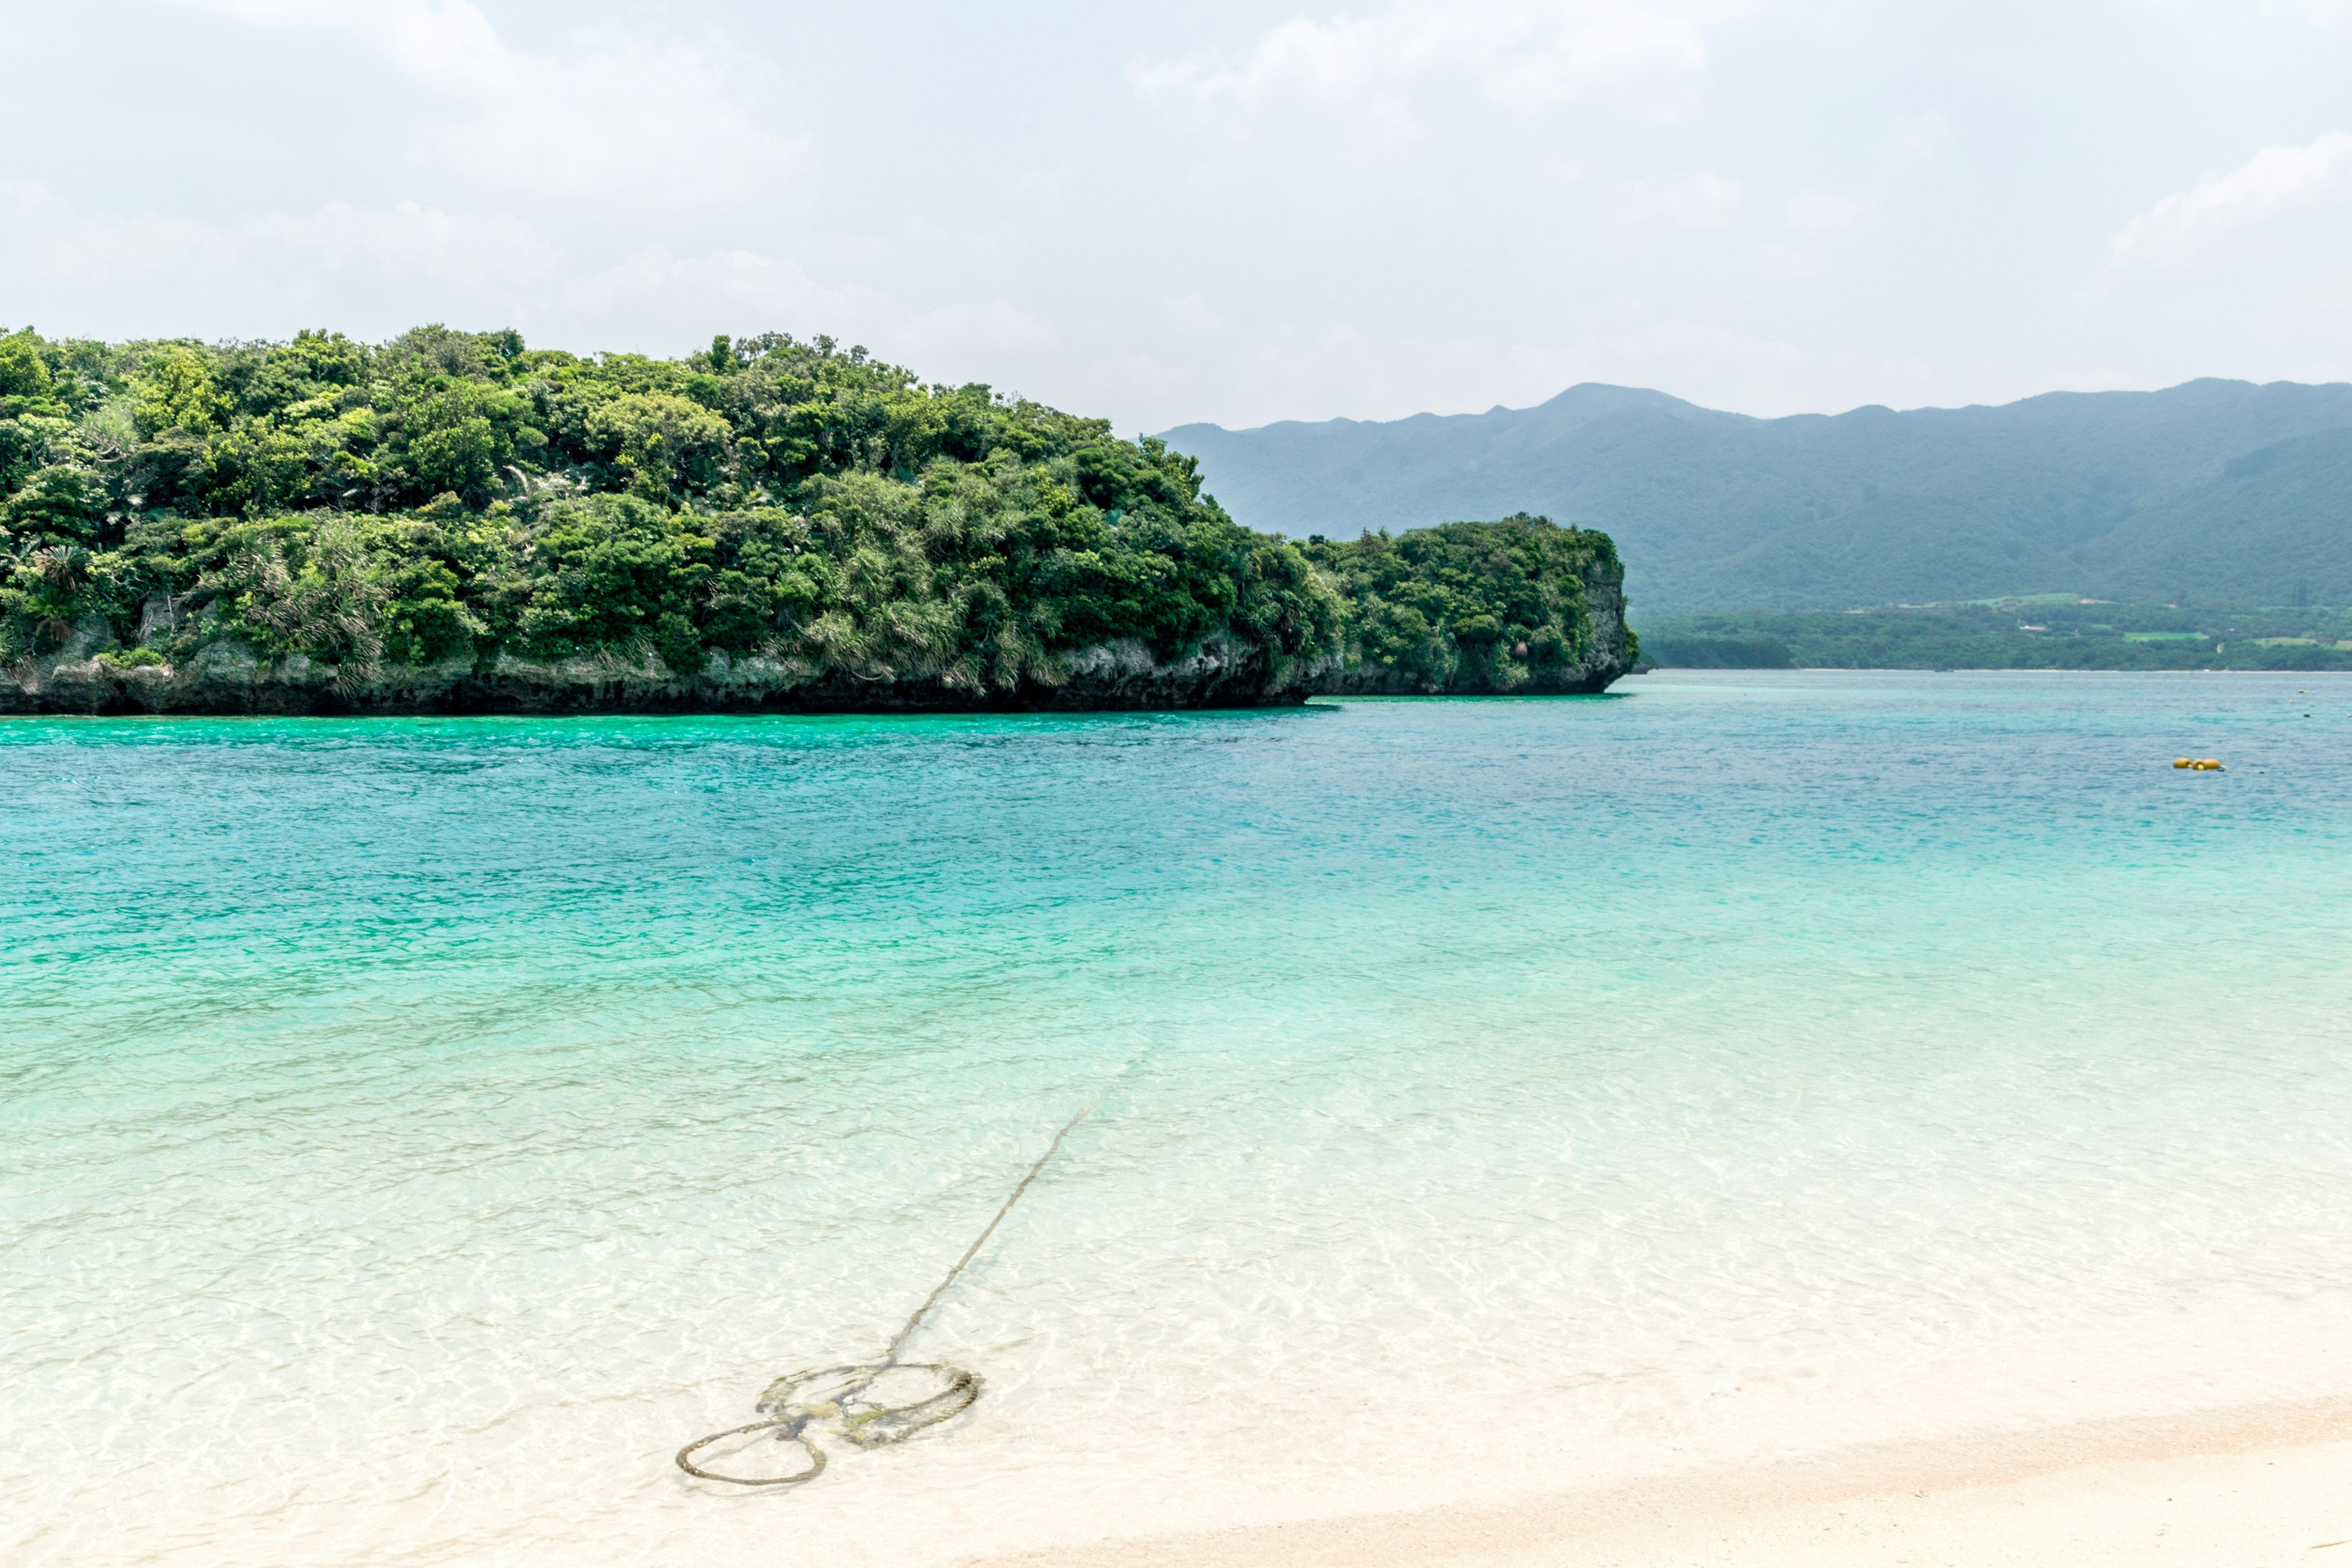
[2191,759,2225,771]
[2172,758,2192,768]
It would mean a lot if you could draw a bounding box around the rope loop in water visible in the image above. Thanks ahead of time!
[674,1418,826,1489]
[676,1086,1115,1490]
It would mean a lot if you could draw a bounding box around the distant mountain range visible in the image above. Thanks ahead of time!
[1160,380,2352,612]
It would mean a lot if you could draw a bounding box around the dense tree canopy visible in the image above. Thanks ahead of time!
[0,325,1357,695]
[1303,515,1629,692]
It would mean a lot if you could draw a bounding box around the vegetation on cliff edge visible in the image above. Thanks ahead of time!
[2,325,1364,693]
[1304,515,1631,691]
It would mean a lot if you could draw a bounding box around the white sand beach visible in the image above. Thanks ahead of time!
[982,1401,2352,1568]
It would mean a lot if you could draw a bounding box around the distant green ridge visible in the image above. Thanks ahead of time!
[1637,601,2352,670]
[1163,380,2352,613]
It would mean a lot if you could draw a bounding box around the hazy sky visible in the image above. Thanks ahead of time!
[4,2,2350,430]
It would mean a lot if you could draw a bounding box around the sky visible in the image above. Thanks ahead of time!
[3,1,2350,433]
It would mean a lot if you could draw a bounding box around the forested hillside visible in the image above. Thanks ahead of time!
[1642,599,2352,671]
[1303,515,1632,695]
[1164,379,2352,612]
[2071,427,2352,604]
[0,326,1628,712]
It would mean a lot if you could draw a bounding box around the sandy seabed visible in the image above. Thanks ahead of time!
[978,1401,2352,1568]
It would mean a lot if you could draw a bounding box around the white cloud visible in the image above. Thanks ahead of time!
[251,202,560,287]
[1782,189,1871,234]
[1196,298,1825,429]
[563,247,880,332]
[1550,303,1811,414]
[0,180,239,285]
[1218,320,1581,427]
[0,176,1061,387]
[561,247,1062,374]
[172,0,510,87]
[2035,364,2160,394]
[1521,154,1592,188]
[1879,112,1951,168]
[2107,131,2352,270]
[163,0,809,216]
[11,0,2350,430]
[2270,261,2352,321]
[2263,0,2351,22]
[1163,294,1226,336]
[1134,0,1712,138]
[1609,170,1744,228]
[3,184,560,296]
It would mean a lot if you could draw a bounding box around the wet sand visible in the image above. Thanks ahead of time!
[978,1400,2352,1568]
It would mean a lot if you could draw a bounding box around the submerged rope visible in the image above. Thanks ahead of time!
[675,1095,1104,1489]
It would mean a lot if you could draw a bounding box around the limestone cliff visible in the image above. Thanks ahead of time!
[3,598,1628,715]
[2,516,1633,716]
[2,635,1316,715]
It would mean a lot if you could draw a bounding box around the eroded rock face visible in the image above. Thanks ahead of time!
[2,635,1315,715]
[1,568,1631,715]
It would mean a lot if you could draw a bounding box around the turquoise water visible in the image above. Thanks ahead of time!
[7,672,2352,1565]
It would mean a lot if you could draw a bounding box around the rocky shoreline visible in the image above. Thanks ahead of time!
[3,571,1631,716]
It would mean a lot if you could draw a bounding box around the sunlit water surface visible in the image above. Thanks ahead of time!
[6,672,2351,1566]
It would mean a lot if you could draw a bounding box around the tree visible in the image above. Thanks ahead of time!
[131,345,230,437]
[0,331,57,409]
[586,391,733,501]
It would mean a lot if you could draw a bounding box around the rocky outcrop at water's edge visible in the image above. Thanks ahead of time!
[2,564,1633,717]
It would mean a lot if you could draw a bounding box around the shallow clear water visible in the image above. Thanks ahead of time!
[7,672,2351,1566]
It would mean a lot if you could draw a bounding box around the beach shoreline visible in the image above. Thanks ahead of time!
[16,682,2352,1568]
[974,1398,2352,1568]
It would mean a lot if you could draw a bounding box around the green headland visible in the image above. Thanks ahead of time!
[0,326,1630,714]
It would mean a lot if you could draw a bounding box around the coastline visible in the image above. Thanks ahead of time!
[974,1400,2352,1568]
[0,660,1629,716]
[0,601,1630,715]
[12,678,2350,1568]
